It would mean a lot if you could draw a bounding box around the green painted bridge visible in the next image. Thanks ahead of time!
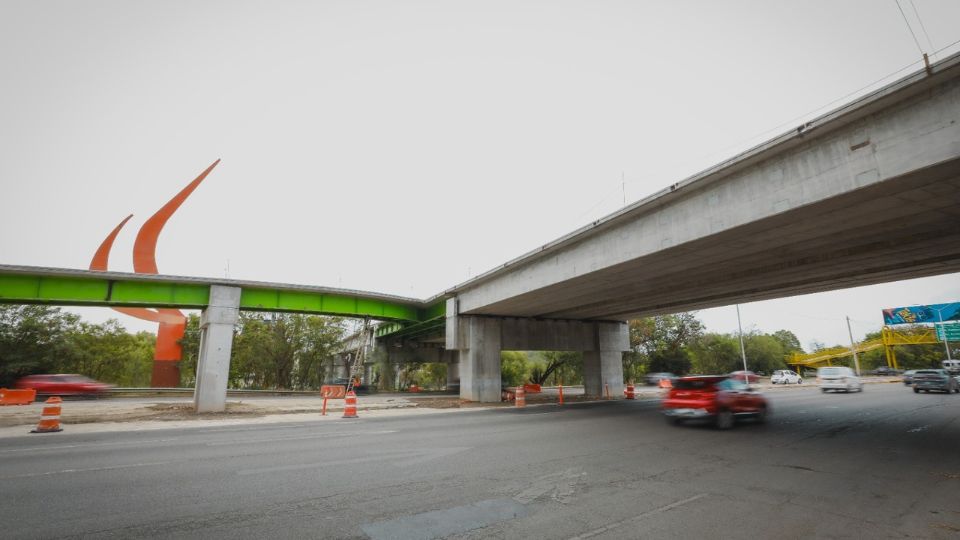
[0,264,445,325]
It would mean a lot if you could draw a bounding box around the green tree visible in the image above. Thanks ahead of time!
[743,332,787,374]
[529,351,579,385]
[500,351,530,387]
[628,312,703,376]
[689,333,741,374]
[0,305,80,386]
[180,312,345,390]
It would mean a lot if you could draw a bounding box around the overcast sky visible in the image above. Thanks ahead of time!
[2,0,959,351]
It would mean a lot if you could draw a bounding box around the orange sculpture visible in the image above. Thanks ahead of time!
[89,160,220,387]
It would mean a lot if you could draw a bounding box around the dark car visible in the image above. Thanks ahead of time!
[329,377,368,394]
[902,370,917,385]
[644,372,676,386]
[911,369,959,394]
[15,374,112,399]
[872,366,901,376]
[661,375,768,429]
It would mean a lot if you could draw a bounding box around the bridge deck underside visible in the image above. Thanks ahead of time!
[465,158,960,321]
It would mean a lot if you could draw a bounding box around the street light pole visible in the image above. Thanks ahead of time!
[736,304,749,382]
[938,310,953,361]
[846,316,861,376]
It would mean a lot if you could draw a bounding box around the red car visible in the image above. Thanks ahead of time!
[661,375,768,429]
[728,370,761,383]
[15,374,113,399]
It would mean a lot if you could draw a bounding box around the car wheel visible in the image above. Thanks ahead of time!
[666,416,683,426]
[914,387,919,393]
[797,379,803,384]
[715,409,735,430]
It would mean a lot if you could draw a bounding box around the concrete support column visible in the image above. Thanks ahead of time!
[583,322,627,398]
[363,363,373,385]
[193,285,241,413]
[583,351,624,398]
[459,317,502,403]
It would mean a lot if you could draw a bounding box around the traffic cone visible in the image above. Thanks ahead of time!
[515,385,526,408]
[31,396,63,433]
[626,384,636,400]
[342,390,358,419]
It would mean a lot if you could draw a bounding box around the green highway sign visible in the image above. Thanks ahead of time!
[935,323,960,342]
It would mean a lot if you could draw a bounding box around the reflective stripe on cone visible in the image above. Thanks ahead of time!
[342,390,358,419]
[31,396,63,433]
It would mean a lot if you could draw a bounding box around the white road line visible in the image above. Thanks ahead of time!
[907,425,930,433]
[1,461,171,479]
[206,430,397,446]
[0,438,179,454]
[568,493,708,540]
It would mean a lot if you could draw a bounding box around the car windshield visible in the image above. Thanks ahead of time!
[674,378,721,390]
[819,368,843,376]
[716,378,748,391]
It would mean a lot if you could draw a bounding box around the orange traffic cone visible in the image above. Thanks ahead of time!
[515,385,526,408]
[626,384,636,400]
[31,396,63,433]
[342,390,358,419]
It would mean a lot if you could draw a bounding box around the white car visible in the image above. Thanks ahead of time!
[771,370,802,384]
[817,366,863,393]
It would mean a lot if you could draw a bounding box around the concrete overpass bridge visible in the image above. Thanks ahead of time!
[3,51,959,409]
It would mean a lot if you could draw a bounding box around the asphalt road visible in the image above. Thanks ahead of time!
[2,383,959,539]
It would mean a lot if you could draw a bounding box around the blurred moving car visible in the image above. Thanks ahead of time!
[661,375,768,429]
[817,366,863,393]
[902,370,917,385]
[770,370,802,384]
[15,374,112,399]
[644,372,675,386]
[911,369,959,394]
[872,366,901,376]
[728,370,760,383]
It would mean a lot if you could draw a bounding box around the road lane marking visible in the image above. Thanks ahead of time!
[207,430,397,446]
[908,425,930,433]
[0,461,171,479]
[0,438,179,454]
[568,493,708,539]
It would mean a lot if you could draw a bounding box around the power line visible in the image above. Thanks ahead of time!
[895,0,925,56]
[908,0,936,55]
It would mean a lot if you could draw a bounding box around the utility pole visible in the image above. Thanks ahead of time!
[846,316,861,375]
[736,304,749,381]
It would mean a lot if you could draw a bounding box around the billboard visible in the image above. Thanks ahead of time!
[882,303,960,325]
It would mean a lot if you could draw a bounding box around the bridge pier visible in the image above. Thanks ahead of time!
[446,299,629,402]
[193,285,241,413]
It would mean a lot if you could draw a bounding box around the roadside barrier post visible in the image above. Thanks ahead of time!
[605,383,610,400]
[515,385,526,408]
[321,397,328,416]
[626,383,635,400]
[31,396,63,433]
[558,380,564,406]
[342,390,358,419]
